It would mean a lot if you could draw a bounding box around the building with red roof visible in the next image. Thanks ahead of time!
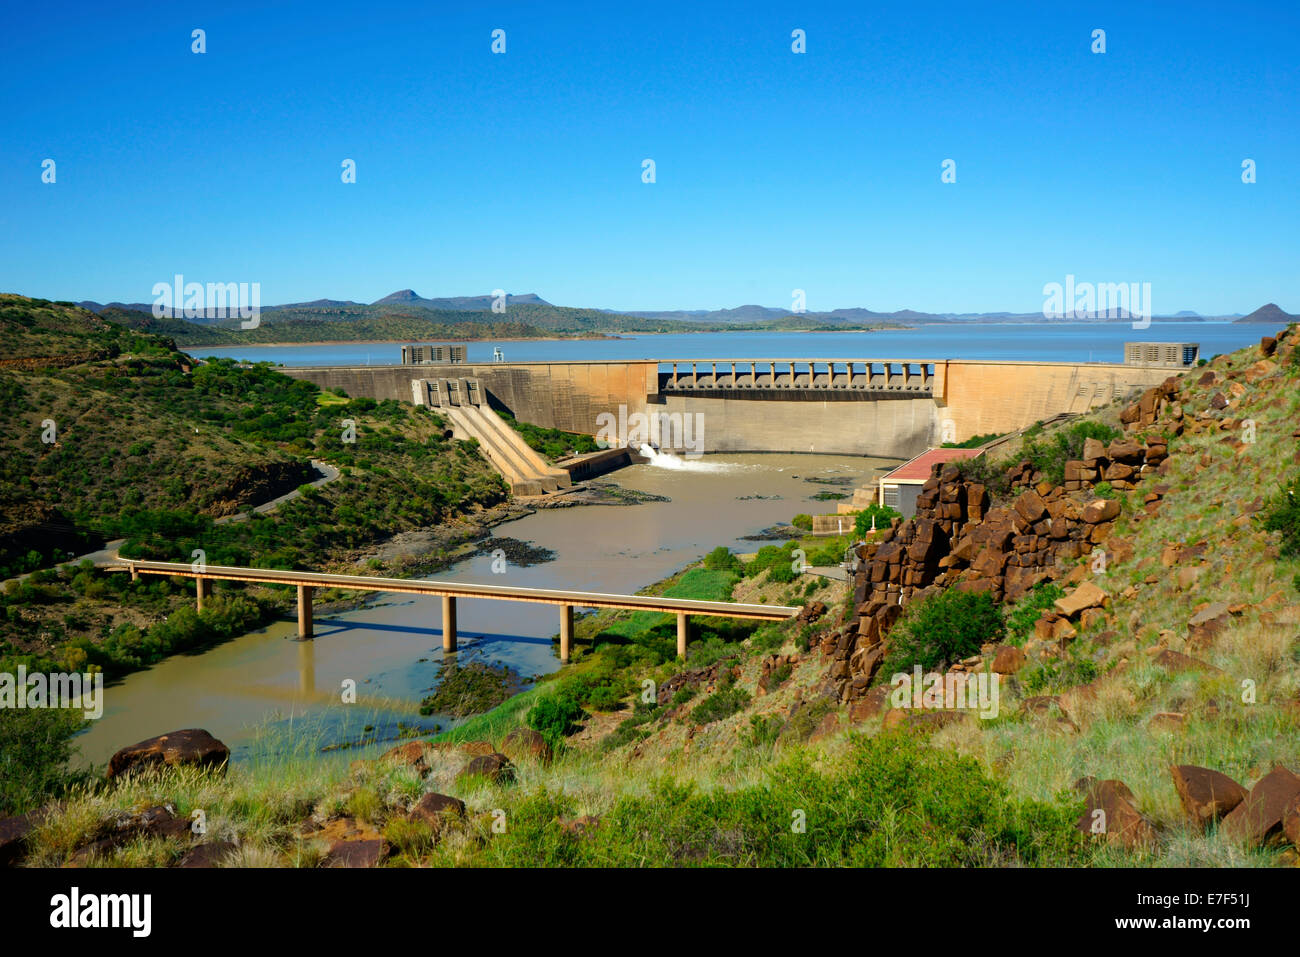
[877,447,985,517]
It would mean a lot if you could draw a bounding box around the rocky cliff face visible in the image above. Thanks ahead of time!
[820,376,1194,706]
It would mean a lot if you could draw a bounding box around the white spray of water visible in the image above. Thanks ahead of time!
[636,445,735,473]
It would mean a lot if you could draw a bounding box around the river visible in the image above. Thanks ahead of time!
[75,452,890,768]
[189,322,1273,368]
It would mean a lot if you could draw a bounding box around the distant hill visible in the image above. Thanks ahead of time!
[1235,302,1299,324]
[48,290,1298,346]
[370,290,551,310]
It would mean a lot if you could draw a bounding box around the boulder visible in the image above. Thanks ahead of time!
[502,727,553,764]
[1053,581,1108,618]
[1222,766,1300,847]
[1284,794,1300,848]
[380,741,430,771]
[1081,437,1106,462]
[1075,779,1156,850]
[1013,489,1048,525]
[106,729,230,780]
[991,645,1026,674]
[178,840,238,868]
[325,838,389,868]
[1187,602,1231,647]
[1170,765,1248,829]
[1153,649,1217,673]
[0,812,37,867]
[1081,498,1120,524]
[457,752,515,785]
[409,792,466,831]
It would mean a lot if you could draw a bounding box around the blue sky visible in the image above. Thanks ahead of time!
[1,0,1296,313]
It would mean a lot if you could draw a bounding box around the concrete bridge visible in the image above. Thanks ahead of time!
[112,559,797,662]
[284,356,1173,459]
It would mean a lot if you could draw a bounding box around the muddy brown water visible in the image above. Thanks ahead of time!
[74,453,895,768]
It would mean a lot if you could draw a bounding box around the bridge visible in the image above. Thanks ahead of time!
[111,559,799,662]
[284,356,1175,460]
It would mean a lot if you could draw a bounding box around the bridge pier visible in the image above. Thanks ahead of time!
[297,585,313,639]
[442,595,457,652]
[298,637,315,695]
[677,611,689,660]
[559,603,573,663]
[196,577,211,612]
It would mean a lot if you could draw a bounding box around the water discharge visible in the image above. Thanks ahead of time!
[636,444,737,472]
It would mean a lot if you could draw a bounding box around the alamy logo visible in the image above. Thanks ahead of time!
[50,887,151,937]
[594,404,705,458]
[0,666,103,719]
[889,665,1000,719]
[152,274,261,328]
[1042,274,1152,329]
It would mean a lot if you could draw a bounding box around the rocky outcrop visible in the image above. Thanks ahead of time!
[825,427,1169,703]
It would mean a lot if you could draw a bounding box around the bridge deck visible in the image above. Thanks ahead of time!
[114,560,798,621]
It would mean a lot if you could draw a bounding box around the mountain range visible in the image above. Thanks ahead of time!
[73,290,1296,327]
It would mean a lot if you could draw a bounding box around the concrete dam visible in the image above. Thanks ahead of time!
[283,357,1175,460]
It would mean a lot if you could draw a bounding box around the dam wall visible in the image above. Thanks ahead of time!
[283,357,1177,457]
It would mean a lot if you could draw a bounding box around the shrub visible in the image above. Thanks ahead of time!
[878,589,1005,679]
[853,504,900,538]
[941,432,999,449]
[744,542,797,578]
[0,707,88,814]
[689,684,751,725]
[1260,476,1300,557]
[1005,582,1065,646]
[703,546,742,573]
[743,714,783,748]
[791,513,813,531]
[526,692,585,741]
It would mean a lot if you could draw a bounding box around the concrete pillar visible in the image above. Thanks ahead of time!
[298,637,315,696]
[297,585,313,639]
[442,595,457,652]
[677,611,689,659]
[559,604,574,663]
[196,577,210,612]
[130,564,138,582]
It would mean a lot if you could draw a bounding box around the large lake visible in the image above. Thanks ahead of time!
[190,322,1276,368]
